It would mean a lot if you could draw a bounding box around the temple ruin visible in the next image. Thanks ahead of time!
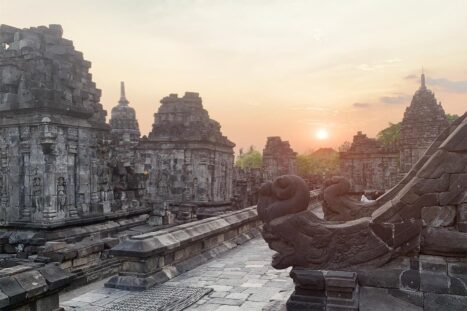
[340,73,450,192]
[0,24,148,229]
[138,92,235,219]
[259,112,467,310]
[262,136,297,181]
[340,131,399,192]
[0,23,465,311]
[399,72,449,173]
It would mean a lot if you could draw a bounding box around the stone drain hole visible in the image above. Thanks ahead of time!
[103,285,212,311]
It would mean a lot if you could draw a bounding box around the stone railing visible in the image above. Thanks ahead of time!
[0,263,72,311]
[105,206,260,290]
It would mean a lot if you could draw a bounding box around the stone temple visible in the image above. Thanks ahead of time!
[340,73,450,192]
[0,24,147,228]
[339,131,400,192]
[399,72,449,173]
[0,23,466,311]
[138,92,235,218]
[262,136,297,181]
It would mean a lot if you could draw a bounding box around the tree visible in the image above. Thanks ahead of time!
[446,113,459,124]
[235,146,262,169]
[377,113,458,148]
[338,141,351,152]
[296,149,339,178]
[377,122,401,148]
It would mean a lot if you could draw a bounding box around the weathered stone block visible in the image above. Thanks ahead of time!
[449,276,467,296]
[38,263,72,291]
[424,293,467,311]
[102,237,119,249]
[417,150,465,179]
[13,270,48,298]
[420,271,450,294]
[420,255,447,273]
[422,227,467,256]
[325,271,357,289]
[0,289,8,308]
[359,287,422,311]
[72,252,100,267]
[0,277,26,305]
[34,292,60,311]
[357,269,402,289]
[0,265,32,277]
[290,269,325,290]
[413,174,450,195]
[286,292,326,311]
[74,240,105,258]
[439,119,467,152]
[422,206,456,227]
[439,174,467,206]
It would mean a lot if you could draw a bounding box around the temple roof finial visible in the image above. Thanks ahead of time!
[119,81,129,105]
[420,68,426,89]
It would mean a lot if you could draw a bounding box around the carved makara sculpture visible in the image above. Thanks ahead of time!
[258,112,467,271]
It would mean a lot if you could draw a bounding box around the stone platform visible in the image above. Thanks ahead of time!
[61,237,293,310]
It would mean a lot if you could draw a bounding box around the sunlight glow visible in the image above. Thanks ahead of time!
[316,128,329,140]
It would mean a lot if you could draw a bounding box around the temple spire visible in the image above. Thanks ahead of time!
[420,68,426,89]
[119,81,129,105]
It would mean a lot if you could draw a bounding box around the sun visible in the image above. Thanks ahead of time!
[315,128,329,140]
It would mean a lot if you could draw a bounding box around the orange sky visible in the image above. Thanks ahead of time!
[2,0,466,153]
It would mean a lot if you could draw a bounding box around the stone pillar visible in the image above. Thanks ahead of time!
[325,271,358,310]
[286,269,359,310]
[287,268,326,310]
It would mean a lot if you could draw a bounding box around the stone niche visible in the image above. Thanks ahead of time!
[0,24,148,228]
[262,136,297,182]
[138,92,235,218]
[340,131,400,192]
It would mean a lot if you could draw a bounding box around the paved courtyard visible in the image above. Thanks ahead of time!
[61,238,293,311]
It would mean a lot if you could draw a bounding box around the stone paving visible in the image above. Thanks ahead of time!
[61,238,293,311]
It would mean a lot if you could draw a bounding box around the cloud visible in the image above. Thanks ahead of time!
[356,58,402,72]
[405,74,417,80]
[380,94,410,105]
[427,78,467,93]
[353,102,371,108]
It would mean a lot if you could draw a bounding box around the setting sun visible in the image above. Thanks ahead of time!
[316,128,329,140]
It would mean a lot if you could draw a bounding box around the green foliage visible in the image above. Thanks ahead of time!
[235,146,262,169]
[446,113,459,124]
[377,113,459,148]
[377,122,401,148]
[296,149,339,177]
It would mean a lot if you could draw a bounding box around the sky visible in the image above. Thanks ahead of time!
[1,0,466,153]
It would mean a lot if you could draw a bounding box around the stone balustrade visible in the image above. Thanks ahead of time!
[0,263,72,311]
[105,206,260,290]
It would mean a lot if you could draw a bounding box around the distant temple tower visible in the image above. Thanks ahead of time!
[399,73,449,173]
[109,81,141,146]
[262,137,297,181]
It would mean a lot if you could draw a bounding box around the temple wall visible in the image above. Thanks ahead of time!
[139,143,233,204]
[0,114,147,227]
[340,152,400,192]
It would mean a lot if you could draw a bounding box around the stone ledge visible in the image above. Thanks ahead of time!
[110,207,258,258]
[105,207,260,291]
[0,263,72,310]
